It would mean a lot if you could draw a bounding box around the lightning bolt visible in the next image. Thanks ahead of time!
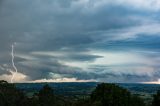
[11,44,18,83]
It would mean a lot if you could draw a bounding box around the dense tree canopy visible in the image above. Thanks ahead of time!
[0,80,26,106]
[90,83,145,106]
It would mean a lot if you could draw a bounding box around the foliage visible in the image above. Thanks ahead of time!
[0,80,148,106]
[0,80,26,106]
[90,83,145,106]
[152,90,160,106]
[38,84,55,106]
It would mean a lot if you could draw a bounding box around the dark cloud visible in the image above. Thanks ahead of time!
[0,0,160,83]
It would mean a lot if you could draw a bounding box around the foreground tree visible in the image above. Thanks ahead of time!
[152,90,160,106]
[90,83,145,106]
[0,80,26,106]
[130,95,146,106]
[90,83,130,106]
[38,84,55,106]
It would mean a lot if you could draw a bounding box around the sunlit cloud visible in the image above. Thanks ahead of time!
[32,78,96,83]
[0,72,28,83]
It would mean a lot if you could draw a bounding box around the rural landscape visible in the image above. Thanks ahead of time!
[1,80,160,106]
[1,0,160,106]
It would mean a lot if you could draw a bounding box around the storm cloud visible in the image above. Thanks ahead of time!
[0,0,160,83]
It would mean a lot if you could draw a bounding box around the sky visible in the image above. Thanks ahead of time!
[0,0,160,83]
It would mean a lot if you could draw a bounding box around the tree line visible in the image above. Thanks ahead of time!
[0,80,160,106]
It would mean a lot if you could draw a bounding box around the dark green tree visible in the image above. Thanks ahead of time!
[90,83,130,106]
[0,80,26,106]
[130,95,146,106]
[90,83,145,106]
[152,90,160,106]
[38,84,55,106]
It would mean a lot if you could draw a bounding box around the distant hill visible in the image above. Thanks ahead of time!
[15,82,160,96]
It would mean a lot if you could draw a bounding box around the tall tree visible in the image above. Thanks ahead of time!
[152,90,160,106]
[90,83,145,106]
[38,84,55,106]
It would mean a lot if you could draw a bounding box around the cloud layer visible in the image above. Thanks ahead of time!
[0,0,160,83]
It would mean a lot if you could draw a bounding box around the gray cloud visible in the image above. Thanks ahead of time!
[0,0,160,83]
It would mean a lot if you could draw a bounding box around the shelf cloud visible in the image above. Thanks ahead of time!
[0,0,160,83]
